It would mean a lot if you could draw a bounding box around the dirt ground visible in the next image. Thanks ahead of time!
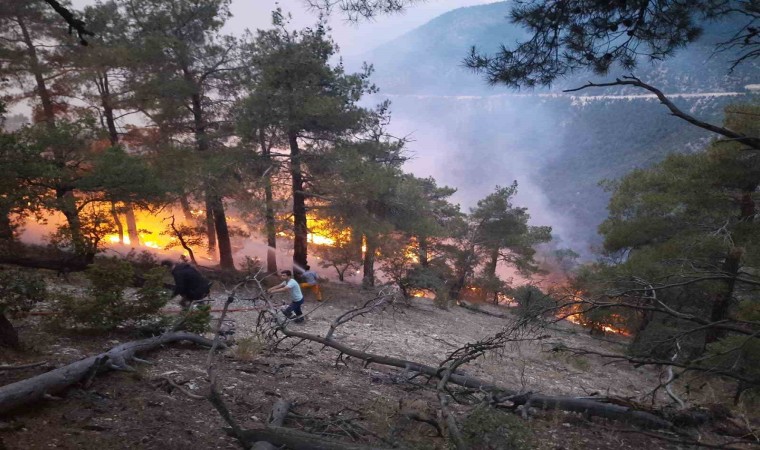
[1,274,757,449]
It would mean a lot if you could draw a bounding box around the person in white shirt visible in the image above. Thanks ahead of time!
[268,270,304,323]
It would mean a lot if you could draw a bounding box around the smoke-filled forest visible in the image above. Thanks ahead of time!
[1,1,759,449]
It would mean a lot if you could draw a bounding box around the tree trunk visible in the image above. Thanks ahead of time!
[449,244,476,301]
[260,129,277,273]
[0,312,20,349]
[705,247,742,344]
[187,73,232,265]
[0,208,15,240]
[97,71,119,145]
[205,194,217,252]
[110,202,124,244]
[55,187,89,260]
[418,236,429,267]
[179,195,196,224]
[209,195,235,270]
[485,248,498,279]
[362,235,376,287]
[705,187,755,344]
[124,205,140,245]
[289,131,307,270]
[0,332,215,414]
[17,14,55,126]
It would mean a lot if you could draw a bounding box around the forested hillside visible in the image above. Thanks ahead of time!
[351,1,759,250]
[1,1,759,449]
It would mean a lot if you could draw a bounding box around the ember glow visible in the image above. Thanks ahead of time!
[563,302,631,336]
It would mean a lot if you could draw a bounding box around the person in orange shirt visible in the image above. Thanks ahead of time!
[299,265,323,301]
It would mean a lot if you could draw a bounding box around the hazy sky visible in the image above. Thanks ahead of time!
[72,0,494,56]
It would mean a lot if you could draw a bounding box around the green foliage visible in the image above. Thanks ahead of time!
[459,406,534,450]
[77,146,167,206]
[0,269,47,315]
[703,336,760,392]
[463,0,757,87]
[512,285,555,321]
[54,257,169,331]
[176,304,212,334]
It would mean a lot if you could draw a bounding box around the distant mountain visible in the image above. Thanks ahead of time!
[356,1,759,96]
[350,2,760,255]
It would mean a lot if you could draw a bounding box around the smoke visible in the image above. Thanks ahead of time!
[376,92,589,256]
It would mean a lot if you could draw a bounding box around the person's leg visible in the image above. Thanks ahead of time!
[300,283,323,301]
[293,300,304,323]
[283,302,296,318]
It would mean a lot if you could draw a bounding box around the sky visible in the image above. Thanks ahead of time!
[72,0,494,56]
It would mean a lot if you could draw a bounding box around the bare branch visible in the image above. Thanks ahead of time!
[564,76,760,150]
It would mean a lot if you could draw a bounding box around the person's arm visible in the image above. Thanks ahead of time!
[267,281,287,294]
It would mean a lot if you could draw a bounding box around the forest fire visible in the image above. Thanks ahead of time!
[562,302,631,336]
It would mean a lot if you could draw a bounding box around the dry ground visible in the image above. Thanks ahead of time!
[0,273,757,449]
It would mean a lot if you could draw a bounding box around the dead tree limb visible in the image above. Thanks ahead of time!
[0,332,214,414]
[42,0,94,45]
[279,327,672,429]
[436,365,466,449]
[458,301,510,319]
[252,399,292,450]
[0,361,47,371]
[325,288,395,340]
[563,76,760,150]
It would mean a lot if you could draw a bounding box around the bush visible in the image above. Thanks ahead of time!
[0,268,47,316]
[233,333,266,361]
[177,304,212,334]
[628,319,704,360]
[54,257,169,331]
[459,406,534,449]
[0,268,47,347]
[513,285,555,321]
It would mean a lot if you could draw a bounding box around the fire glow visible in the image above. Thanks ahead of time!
[563,309,630,336]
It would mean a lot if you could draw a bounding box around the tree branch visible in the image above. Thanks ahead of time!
[564,76,760,150]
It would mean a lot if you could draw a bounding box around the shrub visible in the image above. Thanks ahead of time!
[459,406,534,449]
[177,304,212,334]
[513,285,555,321]
[54,257,169,331]
[0,268,47,315]
[233,333,266,361]
[0,269,47,347]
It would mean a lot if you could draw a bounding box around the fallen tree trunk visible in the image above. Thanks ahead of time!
[252,398,292,450]
[0,331,215,414]
[0,254,90,274]
[509,393,671,429]
[458,301,510,319]
[280,327,672,429]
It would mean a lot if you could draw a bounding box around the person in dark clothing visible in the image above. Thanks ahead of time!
[161,260,212,309]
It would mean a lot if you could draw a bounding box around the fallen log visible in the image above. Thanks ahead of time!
[252,398,292,450]
[280,328,673,429]
[0,253,90,274]
[0,331,216,414]
[458,301,510,319]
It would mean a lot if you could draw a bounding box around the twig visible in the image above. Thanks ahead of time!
[0,361,47,371]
